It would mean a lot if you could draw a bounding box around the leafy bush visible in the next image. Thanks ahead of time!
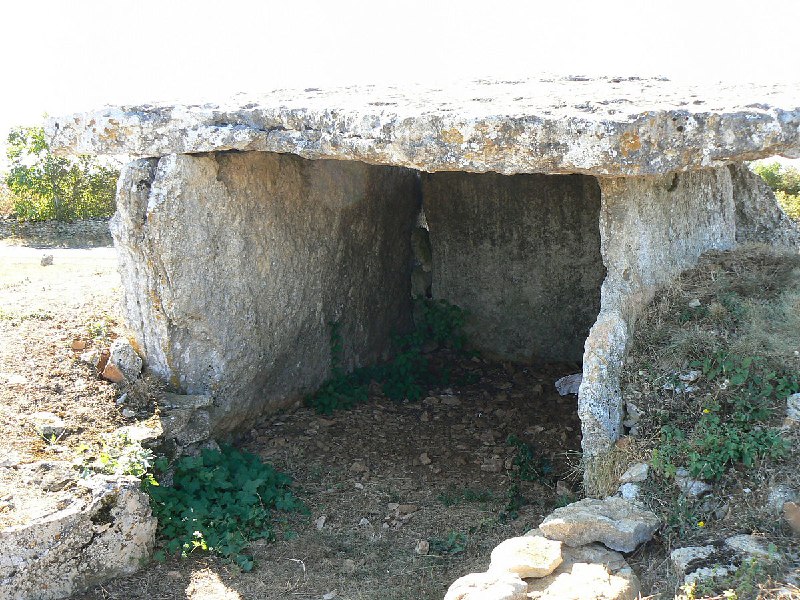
[4,126,118,221]
[146,445,305,571]
[753,161,800,221]
[776,190,800,221]
[753,162,800,196]
[306,298,468,413]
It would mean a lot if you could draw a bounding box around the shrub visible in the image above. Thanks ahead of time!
[753,161,800,221]
[146,445,305,571]
[4,126,118,221]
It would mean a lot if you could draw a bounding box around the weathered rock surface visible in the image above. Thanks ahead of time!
[444,571,528,600]
[107,337,143,382]
[28,412,66,439]
[0,472,155,600]
[46,78,800,175]
[423,172,604,362]
[489,536,563,578]
[111,152,418,434]
[729,164,800,249]
[539,497,660,553]
[581,168,736,490]
[526,543,640,600]
[671,535,779,586]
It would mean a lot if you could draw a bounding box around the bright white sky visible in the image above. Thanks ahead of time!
[0,0,799,165]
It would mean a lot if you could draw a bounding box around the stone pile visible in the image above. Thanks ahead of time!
[444,497,660,600]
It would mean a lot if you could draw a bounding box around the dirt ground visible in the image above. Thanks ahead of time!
[1,219,583,600]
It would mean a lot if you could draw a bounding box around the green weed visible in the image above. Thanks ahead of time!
[146,445,306,571]
[428,531,468,556]
[651,354,792,482]
[306,298,468,413]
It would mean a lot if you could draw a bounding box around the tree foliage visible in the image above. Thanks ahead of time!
[753,161,800,221]
[4,126,119,221]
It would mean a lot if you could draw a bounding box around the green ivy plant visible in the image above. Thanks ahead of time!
[306,298,469,413]
[146,445,306,571]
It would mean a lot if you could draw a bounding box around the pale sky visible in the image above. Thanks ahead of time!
[1,0,799,164]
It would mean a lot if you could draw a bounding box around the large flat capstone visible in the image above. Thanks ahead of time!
[47,78,800,176]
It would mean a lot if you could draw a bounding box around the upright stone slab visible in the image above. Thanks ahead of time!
[422,172,604,362]
[112,152,418,433]
[580,169,736,489]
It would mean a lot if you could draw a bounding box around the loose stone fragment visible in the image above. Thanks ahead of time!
[555,373,582,396]
[525,542,639,600]
[539,497,660,553]
[489,536,563,578]
[444,571,528,600]
[619,463,648,484]
[107,338,142,382]
[28,412,66,439]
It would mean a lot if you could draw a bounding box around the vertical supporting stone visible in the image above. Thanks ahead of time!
[728,163,800,249]
[422,172,604,362]
[111,152,418,434]
[581,168,736,494]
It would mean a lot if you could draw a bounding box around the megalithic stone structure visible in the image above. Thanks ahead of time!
[47,77,800,492]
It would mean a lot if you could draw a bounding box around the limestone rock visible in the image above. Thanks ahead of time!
[724,534,774,558]
[618,483,640,501]
[555,373,583,396]
[160,408,211,446]
[46,79,800,175]
[619,463,648,484]
[729,165,800,250]
[671,536,779,586]
[489,536,563,578]
[0,474,155,600]
[670,545,716,574]
[108,338,142,382]
[40,254,53,266]
[783,501,800,535]
[423,173,603,363]
[28,412,66,439]
[444,571,528,600]
[786,393,800,424]
[767,484,797,514]
[109,153,417,436]
[675,468,713,497]
[539,497,660,553]
[525,543,639,600]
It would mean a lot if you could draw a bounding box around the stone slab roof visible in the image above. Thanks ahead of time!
[46,77,800,176]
